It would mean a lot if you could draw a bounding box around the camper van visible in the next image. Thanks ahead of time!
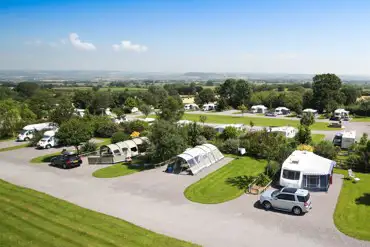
[274,107,290,115]
[332,130,356,149]
[251,105,268,114]
[334,109,350,119]
[37,129,59,149]
[202,103,216,111]
[17,123,56,141]
[268,126,296,138]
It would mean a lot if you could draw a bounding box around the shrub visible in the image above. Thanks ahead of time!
[255,173,271,187]
[121,120,148,134]
[96,122,119,138]
[29,130,44,147]
[80,141,98,153]
[264,161,281,179]
[313,140,339,160]
[221,126,238,140]
[201,126,217,140]
[111,131,129,144]
[196,135,207,145]
[297,144,314,152]
[220,138,239,154]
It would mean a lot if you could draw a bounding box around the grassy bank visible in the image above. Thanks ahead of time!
[0,143,29,153]
[311,134,325,144]
[182,114,338,131]
[0,179,198,247]
[184,157,266,204]
[334,171,370,241]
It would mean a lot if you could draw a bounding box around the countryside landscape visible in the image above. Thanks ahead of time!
[1,1,370,247]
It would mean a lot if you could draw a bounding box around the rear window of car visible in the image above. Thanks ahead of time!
[297,194,310,202]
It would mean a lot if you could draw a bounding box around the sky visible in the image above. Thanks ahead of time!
[1,0,370,74]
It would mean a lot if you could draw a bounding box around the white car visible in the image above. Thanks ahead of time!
[259,187,312,215]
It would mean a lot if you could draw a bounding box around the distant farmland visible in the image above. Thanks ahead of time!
[54,87,148,92]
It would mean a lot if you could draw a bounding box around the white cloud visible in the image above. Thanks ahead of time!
[60,39,67,45]
[112,40,148,52]
[69,33,96,51]
[24,39,42,46]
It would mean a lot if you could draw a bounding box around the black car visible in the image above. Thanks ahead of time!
[50,153,82,169]
[265,112,277,117]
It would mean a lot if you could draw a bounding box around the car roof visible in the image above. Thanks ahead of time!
[281,187,298,193]
[281,187,309,196]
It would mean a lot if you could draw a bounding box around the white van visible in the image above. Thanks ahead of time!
[17,123,56,141]
[334,109,349,119]
[37,130,59,149]
[202,103,216,111]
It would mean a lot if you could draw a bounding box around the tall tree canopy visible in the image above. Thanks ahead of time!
[15,82,40,98]
[216,79,252,108]
[195,88,216,105]
[312,74,342,112]
[157,96,184,122]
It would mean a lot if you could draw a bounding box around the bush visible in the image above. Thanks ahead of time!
[80,141,97,153]
[221,126,238,140]
[297,144,314,152]
[220,138,239,154]
[313,140,340,160]
[96,122,119,138]
[264,161,281,179]
[255,173,271,187]
[111,131,129,144]
[29,130,44,147]
[196,135,207,145]
[121,120,148,134]
[201,126,217,140]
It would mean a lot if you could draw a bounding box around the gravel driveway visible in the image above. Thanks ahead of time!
[0,148,369,247]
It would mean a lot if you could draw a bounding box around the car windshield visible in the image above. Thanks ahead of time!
[271,190,279,197]
[20,130,28,134]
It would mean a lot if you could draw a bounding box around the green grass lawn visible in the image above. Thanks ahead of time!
[0,143,29,153]
[93,158,147,178]
[0,137,15,142]
[182,113,338,131]
[184,157,267,204]
[0,179,198,247]
[333,171,370,241]
[311,134,325,144]
[351,117,370,122]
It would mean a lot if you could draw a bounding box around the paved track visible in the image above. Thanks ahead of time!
[0,147,369,247]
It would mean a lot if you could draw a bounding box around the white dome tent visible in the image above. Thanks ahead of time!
[166,144,224,175]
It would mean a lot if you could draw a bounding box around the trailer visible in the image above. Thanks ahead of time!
[332,130,356,149]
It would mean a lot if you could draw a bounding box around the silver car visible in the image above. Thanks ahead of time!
[259,187,312,215]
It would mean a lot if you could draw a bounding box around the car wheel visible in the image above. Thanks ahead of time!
[46,144,52,149]
[262,201,272,210]
[62,164,67,169]
[24,137,30,141]
[292,207,302,215]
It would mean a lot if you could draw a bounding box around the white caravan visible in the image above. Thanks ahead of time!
[184,104,199,111]
[302,108,318,117]
[202,103,216,111]
[334,109,350,119]
[268,126,296,138]
[37,129,59,149]
[332,130,356,149]
[251,105,268,114]
[274,107,290,115]
[17,122,56,141]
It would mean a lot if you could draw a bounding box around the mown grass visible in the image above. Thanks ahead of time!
[311,134,325,144]
[0,143,29,153]
[184,157,266,204]
[0,179,198,247]
[0,137,15,142]
[93,162,146,178]
[182,113,339,131]
[333,171,370,241]
[351,117,370,122]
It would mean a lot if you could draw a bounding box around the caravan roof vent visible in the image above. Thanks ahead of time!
[291,158,300,164]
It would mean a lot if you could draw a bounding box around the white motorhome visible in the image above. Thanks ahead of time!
[37,129,59,149]
[268,126,296,138]
[332,130,356,149]
[184,104,199,111]
[302,108,318,117]
[251,105,268,114]
[202,103,216,111]
[17,122,56,141]
[274,107,290,115]
[334,109,350,119]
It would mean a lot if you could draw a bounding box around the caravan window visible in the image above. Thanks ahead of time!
[282,169,300,180]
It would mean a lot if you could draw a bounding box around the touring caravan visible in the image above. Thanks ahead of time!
[17,122,56,141]
[334,109,350,119]
[332,130,356,149]
[274,107,290,115]
[302,108,318,118]
[184,104,199,111]
[268,126,296,138]
[37,129,59,149]
[203,103,216,111]
[251,105,268,114]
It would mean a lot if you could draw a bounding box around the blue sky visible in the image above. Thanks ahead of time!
[1,0,370,74]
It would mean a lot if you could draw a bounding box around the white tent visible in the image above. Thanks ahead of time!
[166,144,224,175]
[280,150,335,191]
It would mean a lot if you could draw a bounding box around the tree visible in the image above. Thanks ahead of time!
[49,100,75,125]
[0,86,16,100]
[89,92,112,115]
[314,141,339,160]
[56,118,94,153]
[300,113,315,126]
[73,90,94,109]
[302,90,314,109]
[312,74,342,112]
[124,97,137,108]
[15,82,39,98]
[201,126,217,140]
[157,96,184,122]
[341,85,362,105]
[195,88,216,105]
[111,131,129,144]
[222,126,238,140]
[96,122,119,138]
[249,120,254,130]
[139,104,152,118]
[206,80,214,86]
[28,90,56,119]
[295,125,312,144]
[148,86,168,108]
[199,115,207,125]
[148,120,187,162]
[237,104,248,116]
[216,97,228,111]
[216,79,252,108]
[187,122,202,147]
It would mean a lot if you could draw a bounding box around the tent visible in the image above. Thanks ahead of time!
[166,144,224,175]
[280,150,336,191]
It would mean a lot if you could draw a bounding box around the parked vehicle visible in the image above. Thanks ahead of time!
[332,131,356,149]
[202,103,216,111]
[274,107,290,115]
[259,187,312,215]
[17,122,56,141]
[334,109,349,119]
[251,105,268,114]
[50,153,82,169]
[37,130,59,149]
[265,111,277,117]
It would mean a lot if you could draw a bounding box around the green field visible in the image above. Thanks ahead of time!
[93,162,146,178]
[311,134,325,144]
[0,143,29,153]
[184,157,266,204]
[334,170,370,241]
[183,113,339,131]
[54,87,148,92]
[0,179,198,247]
[351,117,370,122]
